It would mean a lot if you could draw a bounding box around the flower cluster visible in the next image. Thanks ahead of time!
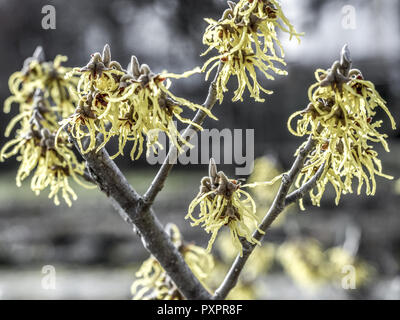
[287,46,396,209]
[1,89,91,206]
[186,158,281,256]
[131,224,214,300]
[58,44,216,159]
[202,0,302,103]
[5,46,78,119]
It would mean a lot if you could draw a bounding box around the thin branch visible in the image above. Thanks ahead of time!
[81,167,96,184]
[213,135,319,300]
[143,64,223,207]
[69,133,212,300]
[284,161,326,206]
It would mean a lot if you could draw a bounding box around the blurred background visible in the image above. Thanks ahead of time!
[0,0,399,299]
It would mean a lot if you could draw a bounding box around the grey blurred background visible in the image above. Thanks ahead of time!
[0,0,399,299]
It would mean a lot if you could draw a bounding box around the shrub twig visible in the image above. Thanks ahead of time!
[143,63,223,207]
[213,135,319,300]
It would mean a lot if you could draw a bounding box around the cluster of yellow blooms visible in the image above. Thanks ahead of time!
[57,45,216,159]
[288,46,396,210]
[4,47,78,119]
[277,238,373,288]
[202,0,302,103]
[1,49,91,206]
[186,158,281,256]
[131,224,214,300]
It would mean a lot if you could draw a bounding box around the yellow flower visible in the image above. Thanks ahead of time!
[107,58,216,159]
[131,255,177,300]
[3,47,86,206]
[5,46,78,119]
[59,44,216,159]
[1,90,92,206]
[56,45,126,155]
[131,224,214,300]
[186,158,281,256]
[57,98,101,155]
[202,0,302,103]
[287,46,396,209]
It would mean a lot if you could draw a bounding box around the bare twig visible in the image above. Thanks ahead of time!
[69,133,212,300]
[81,167,96,184]
[143,63,223,207]
[213,135,319,300]
[284,161,326,206]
